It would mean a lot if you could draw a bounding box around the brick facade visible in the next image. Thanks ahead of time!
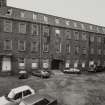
[0,0,104,74]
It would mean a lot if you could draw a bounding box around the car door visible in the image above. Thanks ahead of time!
[23,89,32,99]
[13,92,22,103]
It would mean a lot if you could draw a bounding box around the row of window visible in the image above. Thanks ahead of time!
[18,58,49,69]
[4,20,103,42]
[6,8,105,33]
[3,39,103,55]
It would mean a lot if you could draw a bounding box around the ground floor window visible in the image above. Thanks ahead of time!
[82,62,86,68]
[18,58,25,69]
[42,59,49,69]
[74,60,79,68]
[65,60,70,68]
[31,58,39,69]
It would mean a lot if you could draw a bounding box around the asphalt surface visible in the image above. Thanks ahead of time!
[0,72,105,105]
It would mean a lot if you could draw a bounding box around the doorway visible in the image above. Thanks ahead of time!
[51,59,63,70]
[2,57,11,72]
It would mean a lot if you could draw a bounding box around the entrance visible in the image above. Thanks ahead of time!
[51,59,63,70]
[2,57,11,72]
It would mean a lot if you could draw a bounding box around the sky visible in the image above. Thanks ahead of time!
[7,0,105,26]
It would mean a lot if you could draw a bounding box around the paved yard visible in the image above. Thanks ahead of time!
[0,72,105,105]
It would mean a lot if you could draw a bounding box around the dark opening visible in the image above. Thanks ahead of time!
[51,59,63,70]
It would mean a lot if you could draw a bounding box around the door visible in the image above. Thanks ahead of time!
[2,57,11,72]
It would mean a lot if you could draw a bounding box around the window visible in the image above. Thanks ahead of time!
[66,43,71,53]
[98,49,101,55]
[82,48,87,55]
[20,12,25,18]
[66,21,70,26]
[18,40,26,51]
[65,30,71,39]
[18,58,25,69]
[55,18,59,24]
[6,8,12,16]
[44,16,48,23]
[23,90,32,97]
[65,60,70,68]
[19,23,26,34]
[90,36,94,42]
[33,13,37,20]
[56,43,61,53]
[90,48,94,54]
[42,59,49,69]
[89,25,93,30]
[4,20,12,32]
[74,31,79,40]
[104,37,105,44]
[4,40,12,50]
[13,92,22,100]
[43,26,49,36]
[82,32,87,40]
[81,23,85,29]
[31,42,39,52]
[43,43,49,52]
[31,59,39,69]
[73,22,77,27]
[31,24,38,35]
[75,46,79,55]
[55,29,60,37]
[97,36,101,43]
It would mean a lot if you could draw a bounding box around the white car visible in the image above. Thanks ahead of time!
[0,85,35,105]
[63,68,80,74]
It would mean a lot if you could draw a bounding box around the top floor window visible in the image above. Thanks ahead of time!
[73,22,77,28]
[81,23,85,29]
[4,20,12,32]
[55,18,60,24]
[89,25,93,30]
[44,16,48,23]
[31,24,38,35]
[74,31,79,40]
[33,13,37,20]
[20,12,25,18]
[66,21,70,26]
[19,23,26,34]
[6,8,12,16]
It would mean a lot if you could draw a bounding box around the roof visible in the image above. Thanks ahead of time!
[10,85,32,94]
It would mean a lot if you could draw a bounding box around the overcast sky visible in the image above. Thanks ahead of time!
[7,0,105,26]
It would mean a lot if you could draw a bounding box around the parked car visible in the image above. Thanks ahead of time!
[94,66,104,72]
[18,70,29,79]
[63,68,81,74]
[0,85,35,105]
[19,94,57,105]
[31,70,50,78]
[88,64,96,73]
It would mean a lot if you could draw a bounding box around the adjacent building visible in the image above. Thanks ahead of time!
[0,0,105,74]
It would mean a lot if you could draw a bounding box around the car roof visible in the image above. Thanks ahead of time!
[11,85,32,94]
[20,94,45,105]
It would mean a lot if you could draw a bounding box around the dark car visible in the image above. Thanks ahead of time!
[94,66,104,72]
[18,70,29,79]
[31,70,50,78]
[19,94,57,105]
